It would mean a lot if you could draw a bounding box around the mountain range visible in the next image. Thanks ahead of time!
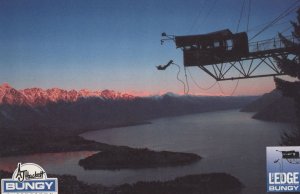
[241,89,296,122]
[0,83,256,133]
[0,83,134,107]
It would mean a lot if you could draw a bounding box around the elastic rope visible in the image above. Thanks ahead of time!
[187,68,218,90]
[172,63,186,95]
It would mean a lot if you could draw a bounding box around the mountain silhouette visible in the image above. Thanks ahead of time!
[0,83,256,133]
[241,89,296,122]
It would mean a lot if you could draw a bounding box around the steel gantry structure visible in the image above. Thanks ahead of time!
[197,36,298,81]
[161,30,299,81]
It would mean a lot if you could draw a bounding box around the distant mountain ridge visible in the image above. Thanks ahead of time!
[0,83,256,132]
[0,83,134,107]
[240,90,282,112]
[241,90,296,122]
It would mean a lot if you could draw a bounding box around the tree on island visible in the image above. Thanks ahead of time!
[274,8,300,145]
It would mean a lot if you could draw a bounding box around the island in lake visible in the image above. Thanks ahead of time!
[0,84,254,193]
[79,147,201,170]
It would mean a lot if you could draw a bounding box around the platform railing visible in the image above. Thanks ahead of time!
[248,35,296,52]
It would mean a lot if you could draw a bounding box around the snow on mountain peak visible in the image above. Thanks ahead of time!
[0,83,12,89]
[0,83,135,106]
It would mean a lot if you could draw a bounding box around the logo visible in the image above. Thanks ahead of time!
[1,163,58,194]
[267,146,300,192]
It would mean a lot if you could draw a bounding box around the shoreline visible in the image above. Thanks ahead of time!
[0,109,249,193]
[0,108,242,158]
[0,132,202,170]
[0,170,244,194]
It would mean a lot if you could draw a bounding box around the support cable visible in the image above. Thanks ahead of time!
[236,0,246,32]
[229,0,250,96]
[248,20,290,33]
[187,0,206,34]
[196,0,219,32]
[250,1,300,41]
[246,0,251,32]
[217,82,225,95]
[230,78,240,96]
[187,68,218,90]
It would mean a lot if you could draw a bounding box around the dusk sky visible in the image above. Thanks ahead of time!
[0,0,298,96]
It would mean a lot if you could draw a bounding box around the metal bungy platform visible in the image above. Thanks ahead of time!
[198,36,299,81]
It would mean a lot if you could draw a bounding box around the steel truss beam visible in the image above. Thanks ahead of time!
[197,50,297,81]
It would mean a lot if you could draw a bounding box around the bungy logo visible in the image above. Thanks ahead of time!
[267,146,300,192]
[1,163,58,194]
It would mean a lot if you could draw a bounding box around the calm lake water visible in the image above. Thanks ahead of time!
[0,110,294,194]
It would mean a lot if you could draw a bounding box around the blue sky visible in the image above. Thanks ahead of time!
[0,0,298,96]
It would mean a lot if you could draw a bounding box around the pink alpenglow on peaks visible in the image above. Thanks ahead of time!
[0,83,136,107]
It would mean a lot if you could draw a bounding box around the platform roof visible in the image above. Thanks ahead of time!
[175,29,233,48]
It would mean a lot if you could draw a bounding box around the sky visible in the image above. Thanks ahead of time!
[0,0,298,96]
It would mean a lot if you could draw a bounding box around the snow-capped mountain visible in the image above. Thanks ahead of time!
[0,83,135,106]
[0,83,30,106]
[0,83,255,132]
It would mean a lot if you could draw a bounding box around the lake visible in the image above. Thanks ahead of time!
[0,110,293,194]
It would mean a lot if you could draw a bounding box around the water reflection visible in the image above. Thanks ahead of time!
[0,110,294,194]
